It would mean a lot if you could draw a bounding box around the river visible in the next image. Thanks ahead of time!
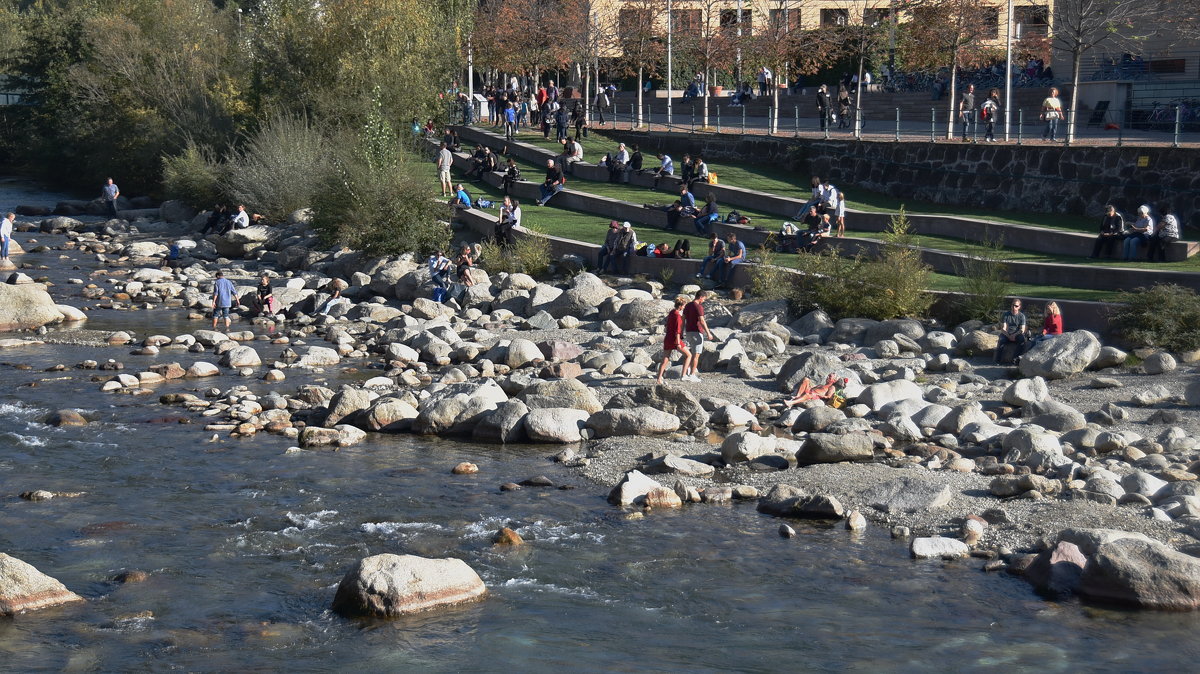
[2,178,1199,671]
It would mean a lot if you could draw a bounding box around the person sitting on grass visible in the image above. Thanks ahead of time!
[784,374,844,407]
[450,183,472,209]
[656,295,693,384]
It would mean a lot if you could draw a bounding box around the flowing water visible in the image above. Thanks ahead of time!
[2,178,1200,671]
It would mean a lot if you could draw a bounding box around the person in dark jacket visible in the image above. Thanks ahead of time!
[816,84,832,131]
[1088,204,1126,260]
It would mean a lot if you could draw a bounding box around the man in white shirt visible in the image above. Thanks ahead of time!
[0,212,14,261]
[231,204,250,230]
[437,142,453,197]
[653,153,674,190]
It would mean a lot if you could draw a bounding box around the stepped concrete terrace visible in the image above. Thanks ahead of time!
[455,124,1199,262]
[443,131,1200,293]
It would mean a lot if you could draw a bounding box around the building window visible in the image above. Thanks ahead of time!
[820,8,848,28]
[980,7,999,39]
[768,8,801,33]
[671,9,701,34]
[719,8,752,36]
[863,8,892,26]
[619,9,653,37]
[1014,5,1049,37]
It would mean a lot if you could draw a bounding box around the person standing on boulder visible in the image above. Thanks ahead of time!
[992,298,1027,365]
[0,212,13,262]
[656,295,692,385]
[682,290,714,382]
[102,178,120,218]
[211,270,236,332]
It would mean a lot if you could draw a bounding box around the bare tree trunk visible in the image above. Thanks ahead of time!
[703,66,710,128]
[854,48,865,139]
[637,66,644,128]
[772,67,780,134]
[1067,54,1081,145]
[946,53,959,139]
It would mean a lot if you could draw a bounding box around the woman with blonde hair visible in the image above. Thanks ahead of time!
[1027,301,1063,351]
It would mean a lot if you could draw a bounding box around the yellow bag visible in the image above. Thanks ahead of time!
[829,393,846,409]
[707,171,719,185]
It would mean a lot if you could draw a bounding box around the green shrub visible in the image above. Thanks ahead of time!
[788,208,933,320]
[748,233,796,302]
[224,112,333,220]
[310,95,450,257]
[478,226,551,278]
[952,231,1013,323]
[161,141,225,208]
[1111,284,1200,351]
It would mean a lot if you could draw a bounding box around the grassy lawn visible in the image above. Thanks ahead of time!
[433,164,1125,302]
[480,126,1101,232]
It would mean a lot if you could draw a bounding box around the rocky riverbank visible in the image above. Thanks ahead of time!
[7,205,1200,613]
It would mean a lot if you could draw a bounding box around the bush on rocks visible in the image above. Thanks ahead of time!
[1112,284,1200,352]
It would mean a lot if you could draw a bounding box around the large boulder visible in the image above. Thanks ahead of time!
[322,387,372,427]
[330,554,487,618]
[1024,541,1088,599]
[1019,331,1102,380]
[795,433,874,465]
[857,380,923,412]
[220,345,262,368]
[826,318,879,345]
[413,380,508,435]
[859,476,951,513]
[587,407,681,437]
[614,298,673,330]
[733,299,790,328]
[159,199,196,223]
[720,430,774,464]
[1079,539,1200,610]
[607,470,664,506]
[1003,377,1049,407]
[523,407,589,443]
[504,338,545,369]
[604,384,709,432]
[547,272,615,318]
[517,378,602,413]
[362,397,419,432]
[775,351,845,393]
[0,553,84,615]
[0,284,65,331]
[472,400,530,443]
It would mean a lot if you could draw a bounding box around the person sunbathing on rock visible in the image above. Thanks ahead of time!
[784,373,844,408]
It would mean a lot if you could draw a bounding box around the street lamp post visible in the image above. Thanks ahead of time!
[667,0,673,127]
[1004,0,1013,141]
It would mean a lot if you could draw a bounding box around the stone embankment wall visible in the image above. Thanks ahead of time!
[609,132,1200,229]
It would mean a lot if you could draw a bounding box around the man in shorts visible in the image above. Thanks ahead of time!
[682,290,714,382]
[211,270,236,331]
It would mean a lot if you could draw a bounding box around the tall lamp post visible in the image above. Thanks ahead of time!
[667,0,673,128]
[1004,0,1013,140]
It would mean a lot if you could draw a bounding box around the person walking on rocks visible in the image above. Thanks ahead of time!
[682,290,714,382]
[992,298,1027,365]
[656,295,692,384]
[437,141,454,197]
[211,270,236,332]
[0,212,13,262]
[102,177,120,218]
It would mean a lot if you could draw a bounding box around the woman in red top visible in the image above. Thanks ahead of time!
[1026,301,1063,353]
[1042,301,1063,336]
[656,296,693,384]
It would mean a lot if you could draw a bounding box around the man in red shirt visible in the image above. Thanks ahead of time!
[656,295,692,384]
[682,290,714,382]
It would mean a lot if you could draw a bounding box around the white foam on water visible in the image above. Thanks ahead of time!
[360,521,448,536]
[495,577,611,603]
[1,432,48,448]
[284,510,339,530]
